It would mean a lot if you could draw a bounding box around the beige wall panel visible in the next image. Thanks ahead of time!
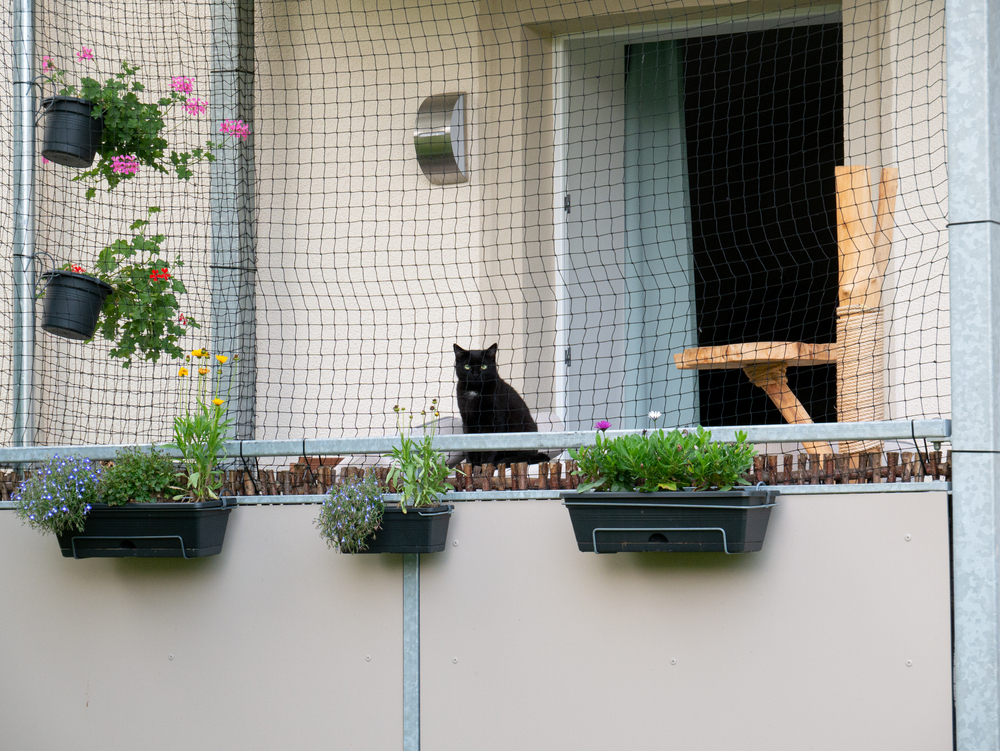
[0,505,403,751]
[421,494,952,750]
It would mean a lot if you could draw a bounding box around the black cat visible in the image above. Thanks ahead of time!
[453,343,551,467]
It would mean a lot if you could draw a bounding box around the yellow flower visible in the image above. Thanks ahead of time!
[216,355,228,364]
[191,349,204,358]
[213,398,225,406]
[178,367,189,377]
[198,367,210,376]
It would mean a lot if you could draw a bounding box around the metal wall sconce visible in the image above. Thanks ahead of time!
[414,93,467,185]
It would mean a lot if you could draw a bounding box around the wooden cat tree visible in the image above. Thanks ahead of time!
[674,166,897,457]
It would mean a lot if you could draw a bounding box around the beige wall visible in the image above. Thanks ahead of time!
[252,0,950,439]
[0,491,952,749]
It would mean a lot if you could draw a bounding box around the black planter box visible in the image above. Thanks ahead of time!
[357,504,454,554]
[41,270,113,341]
[56,498,235,559]
[40,96,103,168]
[561,488,778,554]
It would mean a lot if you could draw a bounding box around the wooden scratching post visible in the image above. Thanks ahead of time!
[835,166,897,456]
[674,165,897,459]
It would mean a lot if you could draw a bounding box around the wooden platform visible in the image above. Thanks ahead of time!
[673,342,837,370]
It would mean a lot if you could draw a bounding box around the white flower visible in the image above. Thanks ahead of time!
[648,411,662,421]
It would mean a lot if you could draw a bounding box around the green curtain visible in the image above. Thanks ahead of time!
[623,40,699,428]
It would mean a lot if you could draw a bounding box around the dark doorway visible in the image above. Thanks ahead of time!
[682,24,844,426]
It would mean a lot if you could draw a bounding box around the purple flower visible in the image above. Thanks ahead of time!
[594,420,611,432]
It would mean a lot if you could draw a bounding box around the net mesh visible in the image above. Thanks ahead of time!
[0,0,949,457]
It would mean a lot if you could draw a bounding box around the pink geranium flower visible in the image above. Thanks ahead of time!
[42,55,54,70]
[183,98,208,116]
[111,155,140,175]
[219,119,250,140]
[77,47,94,61]
[171,76,194,94]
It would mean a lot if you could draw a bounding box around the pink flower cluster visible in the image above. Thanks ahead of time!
[171,76,195,95]
[220,119,250,140]
[183,98,208,116]
[42,55,54,70]
[111,155,140,176]
[77,47,94,61]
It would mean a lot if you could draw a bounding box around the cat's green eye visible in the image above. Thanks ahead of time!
[481,365,488,370]
[464,364,470,370]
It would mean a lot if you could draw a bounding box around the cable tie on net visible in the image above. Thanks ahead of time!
[302,439,319,490]
[239,440,260,496]
[911,420,930,478]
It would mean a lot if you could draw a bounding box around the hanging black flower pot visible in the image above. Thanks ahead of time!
[39,96,103,168]
[40,270,113,341]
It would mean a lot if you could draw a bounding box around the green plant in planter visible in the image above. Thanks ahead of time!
[386,400,458,512]
[99,446,177,506]
[570,423,757,492]
[315,472,386,553]
[166,350,235,502]
[41,50,235,197]
[12,455,102,535]
[39,48,250,366]
[58,207,198,366]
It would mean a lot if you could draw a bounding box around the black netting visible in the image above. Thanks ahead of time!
[0,0,949,456]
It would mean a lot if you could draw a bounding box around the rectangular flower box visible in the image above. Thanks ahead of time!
[56,498,235,559]
[561,488,778,553]
[356,504,454,554]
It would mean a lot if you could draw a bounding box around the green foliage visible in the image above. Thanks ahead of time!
[166,353,235,502]
[385,401,458,511]
[570,426,757,492]
[168,401,231,502]
[13,455,102,535]
[99,447,176,506]
[72,207,199,366]
[315,473,386,553]
[47,59,216,196]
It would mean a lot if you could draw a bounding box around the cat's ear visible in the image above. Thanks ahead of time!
[485,343,498,361]
[454,343,468,359]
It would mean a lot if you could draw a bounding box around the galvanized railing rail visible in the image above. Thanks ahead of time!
[0,419,951,464]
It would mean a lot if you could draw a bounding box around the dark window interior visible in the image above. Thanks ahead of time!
[682,24,844,425]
